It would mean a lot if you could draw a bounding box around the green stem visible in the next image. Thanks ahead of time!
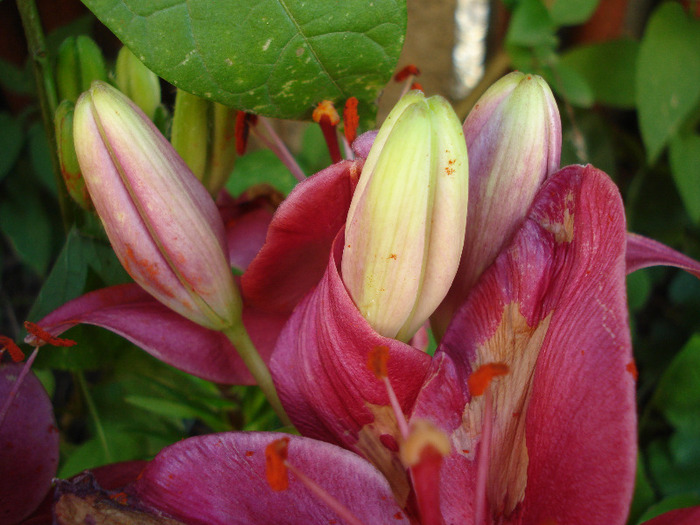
[17,0,73,230]
[222,323,291,426]
[76,371,112,463]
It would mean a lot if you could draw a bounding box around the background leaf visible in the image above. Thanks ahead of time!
[548,0,599,26]
[82,0,406,120]
[636,3,700,163]
[669,133,700,225]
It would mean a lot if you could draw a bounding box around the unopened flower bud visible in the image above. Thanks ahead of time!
[55,36,108,103]
[171,89,237,196]
[115,47,161,121]
[54,100,92,210]
[342,91,469,342]
[73,81,241,331]
[433,72,561,337]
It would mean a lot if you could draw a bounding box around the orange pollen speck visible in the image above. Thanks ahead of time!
[410,82,423,92]
[313,101,340,126]
[343,97,359,144]
[394,64,421,82]
[265,437,290,491]
[468,362,509,396]
[23,322,76,348]
[626,360,638,381]
[368,345,390,379]
[0,336,24,362]
[388,253,397,260]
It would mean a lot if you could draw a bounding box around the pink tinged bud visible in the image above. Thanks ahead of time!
[73,81,241,331]
[434,72,561,337]
[342,91,469,342]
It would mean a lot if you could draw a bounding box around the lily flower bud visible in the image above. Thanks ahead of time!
[55,35,108,103]
[433,72,561,338]
[73,81,241,331]
[342,91,469,342]
[171,89,237,196]
[54,100,92,210]
[115,46,161,121]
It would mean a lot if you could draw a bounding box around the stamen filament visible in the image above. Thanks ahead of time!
[313,101,342,164]
[394,65,421,98]
[251,117,306,182]
[285,461,366,525]
[474,387,494,525]
[383,376,410,440]
[0,347,39,429]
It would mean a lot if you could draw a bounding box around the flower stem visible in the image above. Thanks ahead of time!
[16,0,73,230]
[222,323,291,426]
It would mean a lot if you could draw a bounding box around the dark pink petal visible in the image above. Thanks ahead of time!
[242,160,362,313]
[0,364,59,524]
[27,283,286,385]
[642,507,700,525]
[130,432,407,525]
[626,232,700,278]
[412,165,636,523]
[270,233,431,503]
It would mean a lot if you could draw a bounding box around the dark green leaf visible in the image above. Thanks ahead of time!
[637,493,700,523]
[629,455,656,525]
[226,149,299,197]
[647,437,700,498]
[0,113,24,181]
[549,0,599,26]
[670,133,700,224]
[124,396,229,432]
[627,269,651,312]
[545,62,594,108]
[506,0,556,47]
[636,3,700,163]
[0,58,35,95]
[28,123,57,194]
[83,0,406,120]
[561,40,638,108]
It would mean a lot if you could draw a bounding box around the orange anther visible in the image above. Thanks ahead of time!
[23,322,76,348]
[343,97,359,144]
[0,336,24,362]
[410,82,423,92]
[367,345,389,380]
[467,363,509,397]
[265,437,290,491]
[394,65,421,82]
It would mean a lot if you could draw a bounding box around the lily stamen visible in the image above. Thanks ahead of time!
[394,64,421,98]
[367,345,410,440]
[264,438,366,525]
[313,100,342,164]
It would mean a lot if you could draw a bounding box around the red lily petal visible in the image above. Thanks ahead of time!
[27,283,286,385]
[626,232,700,278]
[130,432,407,524]
[0,364,59,524]
[270,233,432,505]
[412,165,635,523]
[242,160,362,313]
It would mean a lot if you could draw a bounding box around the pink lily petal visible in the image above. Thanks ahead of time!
[411,165,636,524]
[270,233,432,503]
[626,232,700,278]
[0,364,59,524]
[242,159,362,313]
[130,432,408,524]
[642,507,700,525]
[28,283,286,385]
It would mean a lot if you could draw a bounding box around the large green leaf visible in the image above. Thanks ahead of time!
[636,3,700,163]
[670,133,700,225]
[549,0,599,26]
[82,0,406,120]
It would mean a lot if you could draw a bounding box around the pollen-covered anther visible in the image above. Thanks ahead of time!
[265,437,290,491]
[367,345,389,379]
[399,419,451,468]
[0,336,25,362]
[343,97,359,145]
[23,321,77,348]
[394,64,421,82]
[313,100,342,163]
[468,362,510,397]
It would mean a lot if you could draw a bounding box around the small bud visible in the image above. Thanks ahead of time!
[171,89,237,196]
[433,72,562,337]
[54,100,93,210]
[73,81,241,331]
[342,91,469,342]
[55,36,108,103]
[115,47,161,121]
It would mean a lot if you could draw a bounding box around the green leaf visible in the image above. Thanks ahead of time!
[637,493,700,523]
[28,123,57,194]
[124,395,229,432]
[226,149,299,197]
[544,62,594,108]
[506,0,556,47]
[647,436,700,498]
[627,268,651,312]
[0,112,24,181]
[549,0,599,26]
[636,3,700,163]
[652,334,700,432]
[629,455,656,525]
[82,0,406,120]
[670,133,700,224]
[561,40,638,108]
[0,58,34,95]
